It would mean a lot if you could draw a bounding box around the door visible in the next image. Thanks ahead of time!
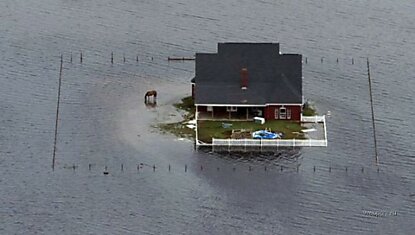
[279,107,286,119]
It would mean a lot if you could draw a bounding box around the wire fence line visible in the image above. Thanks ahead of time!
[57,52,366,65]
[59,163,382,176]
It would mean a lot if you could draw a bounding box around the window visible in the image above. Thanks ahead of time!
[253,108,263,117]
[287,109,292,119]
[226,106,237,112]
[207,106,213,112]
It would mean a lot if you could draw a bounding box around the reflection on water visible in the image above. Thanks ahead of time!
[201,147,302,165]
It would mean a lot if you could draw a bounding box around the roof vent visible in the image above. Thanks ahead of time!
[241,68,248,89]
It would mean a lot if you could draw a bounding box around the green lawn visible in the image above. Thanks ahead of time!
[158,122,195,139]
[158,96,196,139]
[173,96,195,119]
[197,120,304,143]
[302,102,317,116]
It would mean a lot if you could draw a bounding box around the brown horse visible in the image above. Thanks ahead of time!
[144,90,157,103]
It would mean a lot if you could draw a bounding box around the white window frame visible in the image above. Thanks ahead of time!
[279,107,286,119]
[207,106,213,112]
[287,108,292,119]
[226,106,238,112]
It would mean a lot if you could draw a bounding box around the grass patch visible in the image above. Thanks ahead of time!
[158,96,196,139]
[173,96,195,119]
[158,122,195,139]
[197,120,304,143]
[302,102,317,116]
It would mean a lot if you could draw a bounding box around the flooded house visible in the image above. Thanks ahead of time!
[191,42,303,121]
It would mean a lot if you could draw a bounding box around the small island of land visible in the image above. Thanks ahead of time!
[159,43,326,148]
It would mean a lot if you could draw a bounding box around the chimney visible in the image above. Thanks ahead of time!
[241,68,248,89]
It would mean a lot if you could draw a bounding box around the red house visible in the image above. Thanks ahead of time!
[192,43,303,121]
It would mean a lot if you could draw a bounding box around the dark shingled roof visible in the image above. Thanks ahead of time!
[193,43,302,105]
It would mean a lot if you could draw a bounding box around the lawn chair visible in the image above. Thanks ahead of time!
[222,123,233,128]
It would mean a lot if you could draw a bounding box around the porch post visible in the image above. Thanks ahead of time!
[195,105,198,144]
[212,106,214,118]
[228,110,231,119]
[246,107,249,120]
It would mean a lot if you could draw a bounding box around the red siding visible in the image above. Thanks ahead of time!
[264,106,274,120]
[264,105,301,121]
[290,106,302,121]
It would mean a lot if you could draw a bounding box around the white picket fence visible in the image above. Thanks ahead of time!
[211,138,327,147]
[196,115,328,148]
[301,115,325,123]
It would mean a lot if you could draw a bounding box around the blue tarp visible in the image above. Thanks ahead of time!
[252,130,281,139]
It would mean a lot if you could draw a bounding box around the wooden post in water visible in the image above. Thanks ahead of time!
[367,58,379,164]
[80,51,83,63]
[111,52,114,64]
[52,55,63,171]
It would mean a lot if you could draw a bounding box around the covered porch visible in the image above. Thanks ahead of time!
[197,105,264,121]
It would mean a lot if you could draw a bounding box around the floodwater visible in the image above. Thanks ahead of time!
[1,0,414,234]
